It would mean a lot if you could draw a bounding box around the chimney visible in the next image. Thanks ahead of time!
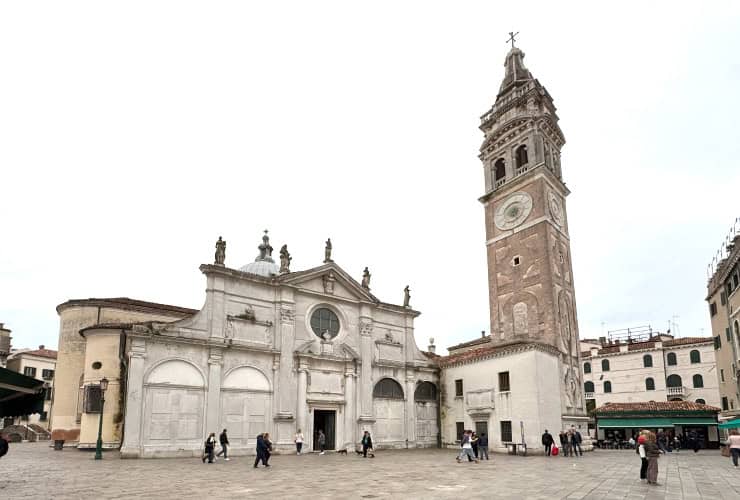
[598,336,606,347]
[39,345,45,350]
[428,338,435,354]
[481,330,486,338]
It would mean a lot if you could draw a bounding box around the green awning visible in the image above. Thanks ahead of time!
[0,366,46,418]
[719,418,740,429]
[597,418,674,428]
[672,418,717,426]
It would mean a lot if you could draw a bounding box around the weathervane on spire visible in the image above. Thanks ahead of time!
[506,31,519,49]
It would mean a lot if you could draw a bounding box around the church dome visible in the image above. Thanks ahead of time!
[240,231,279,277]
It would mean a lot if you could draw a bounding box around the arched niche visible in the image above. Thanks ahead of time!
[146,359,205,387]
[222,366,271,392]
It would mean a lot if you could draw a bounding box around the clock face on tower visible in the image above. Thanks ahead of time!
[548,191,564,227]
[494,192,533,230]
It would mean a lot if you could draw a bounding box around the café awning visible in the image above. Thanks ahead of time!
[0,366,46,418]
[719,418,740,429]
[598,418,674,428]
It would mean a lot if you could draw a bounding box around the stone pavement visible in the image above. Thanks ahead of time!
[1,443,739,499]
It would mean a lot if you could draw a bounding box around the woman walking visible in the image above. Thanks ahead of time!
[202,432,217,464]
[636,435,647,481]
[295,429,304,455]
[644,432,662,485]
[727,429,740,467]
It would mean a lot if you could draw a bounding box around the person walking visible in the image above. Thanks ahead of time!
[645,432,662,485]
[727,429,740,467]
[361,431,375,458]
[471,432,480,459]
[571,428,583,457]
[689,430,700,452]
[318,429,326,455]
[294,429,304,455]
[0,433,9,459]
[541,430,554,456]
[263,432,273,466]
[254,433,267,468]
[559,430,569,457]
[216,429,230,460]
[636,434,648,481]
[456,430,478,464]
[202,432,217,464]
[478,433,489,460]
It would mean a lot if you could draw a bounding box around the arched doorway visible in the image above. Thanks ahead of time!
[414,381,438,446]
[373,378,405,445]
[220,366,272,449]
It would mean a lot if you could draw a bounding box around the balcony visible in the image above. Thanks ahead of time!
[667,386,686,398]
[585,392,594,400]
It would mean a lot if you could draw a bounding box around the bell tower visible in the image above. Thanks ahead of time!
[479,44,585,416]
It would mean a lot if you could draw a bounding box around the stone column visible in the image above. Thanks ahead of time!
[277,292,296,418]
[405,372,416,446]
[206,273,226,341]
[344,363,356,451]
[296,358,308,437]
[359,317,374,419]
[120,338,146,458]
[205,348,223,435]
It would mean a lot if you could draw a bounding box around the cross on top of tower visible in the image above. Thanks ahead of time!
[506,31,519,49]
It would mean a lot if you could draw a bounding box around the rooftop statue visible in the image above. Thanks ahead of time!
[324,238,333,263]
[214,236,226,266]
[361,267,371,290]
[279,244,292,274]
[403,285,411,307]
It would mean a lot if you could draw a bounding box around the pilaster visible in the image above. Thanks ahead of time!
[359,312,374,420]
[205,348,223,434]
[120,338,147,458]
[344,362,357,450]
[276,295,296,418]
[405,370,416,444]
[296,358,308,436]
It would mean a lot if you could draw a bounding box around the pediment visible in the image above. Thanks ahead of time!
[279,263,378,303]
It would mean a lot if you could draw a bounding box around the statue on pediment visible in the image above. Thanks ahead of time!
[403,285,411,307]
[324,238,333,263]
[361,267,371,290]
[214,236,226,265]
[279,244,292,274]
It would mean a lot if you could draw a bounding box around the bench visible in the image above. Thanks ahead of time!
[503,442,527,456]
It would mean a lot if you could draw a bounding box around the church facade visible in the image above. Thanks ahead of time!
[51,234,438,457]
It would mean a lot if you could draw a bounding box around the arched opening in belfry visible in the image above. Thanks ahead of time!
[515,144,528,168]
[494,159,506,183]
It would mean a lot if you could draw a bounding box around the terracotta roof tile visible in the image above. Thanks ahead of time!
[447,335,491,351]
[663,337,713,347]
[437,341,557,367]
[21,348,58,360]
[594,401,720,414]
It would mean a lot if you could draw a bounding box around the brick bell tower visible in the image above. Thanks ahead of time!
[479,43,585,416]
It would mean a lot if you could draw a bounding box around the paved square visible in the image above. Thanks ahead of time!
[2,443,739,499]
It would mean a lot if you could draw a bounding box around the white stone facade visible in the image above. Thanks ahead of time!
[581,337,720,410]
[77,247,438,458]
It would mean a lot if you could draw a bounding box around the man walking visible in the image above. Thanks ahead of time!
[456,430,478,464]
[571,428,583,457]
[361,431,375,458]
[541,429,554,456]
[254,433,270,468]
[478,433,489,460]
[559,430,569,457]
[217,429,230,460]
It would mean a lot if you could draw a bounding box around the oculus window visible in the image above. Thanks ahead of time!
[310,307,340,339]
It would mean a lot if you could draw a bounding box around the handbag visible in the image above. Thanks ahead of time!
[721,446,730,457]
[551,445,559,456]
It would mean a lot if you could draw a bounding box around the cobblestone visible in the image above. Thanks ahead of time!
[1,443,739,499]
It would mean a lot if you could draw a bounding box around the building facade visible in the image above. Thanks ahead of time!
[438,44,588,453]
[706,222,740,421]
[53,233,438,457]
[0,323,10,368]
[581,335,721,413]
[5,346,57,428]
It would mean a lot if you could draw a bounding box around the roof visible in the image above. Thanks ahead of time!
[581,337,712,357]
[594,401,720,415]
[437,340,559,367]
[19,348,57,360]
[56,297,198,317]
[447,335,490,352]
[0,366,46,418]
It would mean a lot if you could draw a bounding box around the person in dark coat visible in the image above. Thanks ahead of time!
[202,432,216,463]
[570,429,583,456]
[689,430,700,452]
[471,432,479,458]
[645,432,662,485]
[0,433,9,459]
[478,433,489,460]
[254,433,270,468]
[361,431,374,458]
[558,431,569,457]
[216,429,230,460]
[541,430,554,456]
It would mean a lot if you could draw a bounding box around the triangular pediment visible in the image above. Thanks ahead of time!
[278,262,378,303]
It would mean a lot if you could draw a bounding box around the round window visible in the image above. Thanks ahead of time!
[310,308,340,339]
[92,361,102,370]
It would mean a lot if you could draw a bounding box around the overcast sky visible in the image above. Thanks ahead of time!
[1,2,739,354]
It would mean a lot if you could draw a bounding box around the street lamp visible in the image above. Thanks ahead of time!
[94,377,109,460]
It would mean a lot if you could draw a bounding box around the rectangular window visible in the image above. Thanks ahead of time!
[39,411,48,421]
[456,422,465,442]
[83,385,103,413]
[498,371,511,392]
[721,291,727,305]
[714,336,722,350]
[23,366,37,377]
[722,397,729,411]
[721,369,725,382]
[710,302,717,316]
[455,379,463,397]
[42,369,54,379]
[45,387,53,401]
[500,420,513,443]
[728,328,733,342]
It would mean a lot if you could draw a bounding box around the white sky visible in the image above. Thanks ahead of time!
[1,1,739,354]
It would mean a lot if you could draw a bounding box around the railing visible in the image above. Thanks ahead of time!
[495,177,507,188]
[667,386,686,397]
[585,392,594,400]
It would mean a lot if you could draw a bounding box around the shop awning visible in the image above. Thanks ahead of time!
[671,418,718,426]
[0,366,46,418]
[597,418,674,428]
[719,418,740,429]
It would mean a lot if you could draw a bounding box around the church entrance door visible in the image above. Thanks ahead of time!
[313,410,336,451]
[475,421,488,440]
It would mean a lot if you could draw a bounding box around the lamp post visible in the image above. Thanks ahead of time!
[94,377,108,460]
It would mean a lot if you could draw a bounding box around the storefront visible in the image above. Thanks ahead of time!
[593,401,720,449]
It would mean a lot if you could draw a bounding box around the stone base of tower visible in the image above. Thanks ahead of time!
[439,341,592,455]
